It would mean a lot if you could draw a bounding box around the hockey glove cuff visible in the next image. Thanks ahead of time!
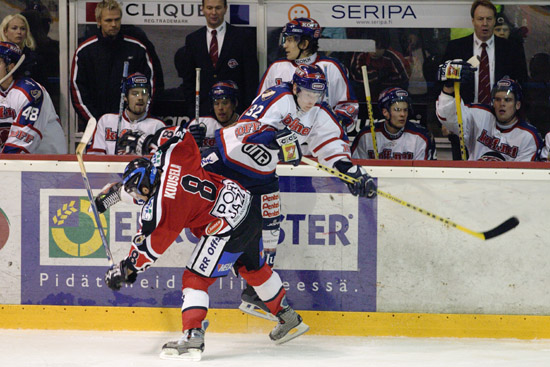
[94,182,122,213]
[269,128,302,167]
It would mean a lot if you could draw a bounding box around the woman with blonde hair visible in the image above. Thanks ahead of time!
[0,14,39,81]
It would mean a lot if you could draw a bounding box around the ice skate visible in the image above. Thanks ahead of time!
[269,306,309,345]
[239,284,278,322]
[160,328,205,361]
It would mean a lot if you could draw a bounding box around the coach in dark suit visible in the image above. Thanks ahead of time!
[443,0,527,104]
[179,0,258,117]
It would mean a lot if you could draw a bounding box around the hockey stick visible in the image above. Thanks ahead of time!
[0,53,25,85]
[114,59,131,154]
[361,65,379,159]
[301,156,519,240]
[76,118,114,266]
[454,82,468,161]
[195,67,201,123]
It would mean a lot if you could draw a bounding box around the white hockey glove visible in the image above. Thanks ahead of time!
[104,258,137,291]
[94,182,122,213]
[268,128,302,167]
[188,123,206,148]
[438,59,476,87]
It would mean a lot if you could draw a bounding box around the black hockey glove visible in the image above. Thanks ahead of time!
[188,123,206,148]
[117,130,155,156]
[268,128,302,167]
[94,182,122,213]
[437,59,477,87]
[104,258,138,291]
[335,161,377,199]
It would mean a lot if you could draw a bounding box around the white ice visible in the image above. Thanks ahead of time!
[1,329,550,367]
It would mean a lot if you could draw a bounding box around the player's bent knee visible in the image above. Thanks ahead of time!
[181,270,217,292]
[239,263,273,286]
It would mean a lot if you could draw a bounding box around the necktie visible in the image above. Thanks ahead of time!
[209,29,218,68]
[478,42,491,104]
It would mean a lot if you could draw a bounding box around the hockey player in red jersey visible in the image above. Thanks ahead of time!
[102,129,309,361]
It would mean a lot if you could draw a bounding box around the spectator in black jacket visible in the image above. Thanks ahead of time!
[70,0,158,128]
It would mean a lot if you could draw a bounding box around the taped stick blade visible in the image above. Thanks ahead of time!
[482,217,519,240]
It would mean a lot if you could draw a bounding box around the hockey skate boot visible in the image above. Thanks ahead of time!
[239,284,278,322]
[269,305,309,345]
[160,328,205,361]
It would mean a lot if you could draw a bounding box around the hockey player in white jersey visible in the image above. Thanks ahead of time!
[186,80,240,152]
[258,18,358,131]
[0,42,67,154]
[87,72,165,155]
[541,133,550,161]
[351,87,436,160]
[436,60,542,161]
[209,64,377,319]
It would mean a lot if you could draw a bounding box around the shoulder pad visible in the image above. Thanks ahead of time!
[15,78,43,102]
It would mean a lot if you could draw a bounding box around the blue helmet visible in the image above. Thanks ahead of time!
[491,77,522,102]
[209,80,239,105]
[378,87,412,113]
[125,73,150,95]
[292,64,327,93]
[122,157,159,200]
[0,42,22,65]
[281,18,321,43]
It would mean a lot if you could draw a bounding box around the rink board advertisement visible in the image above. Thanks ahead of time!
[18,171,377,312]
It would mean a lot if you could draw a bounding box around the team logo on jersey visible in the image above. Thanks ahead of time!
[261,90,276,100]
[48,196,110,258]
[227,59,239,68]
[30,89,42,100]
[477,129,519,158]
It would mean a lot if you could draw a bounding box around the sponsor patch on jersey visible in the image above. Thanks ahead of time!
[227,59,239,68]
[201,151,219,167]
[241,144,273,166]
[261,89,276,100]
[205,218,231,236]
[210,179,250,228]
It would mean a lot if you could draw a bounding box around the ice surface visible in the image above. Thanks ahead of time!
[0,329,549,367]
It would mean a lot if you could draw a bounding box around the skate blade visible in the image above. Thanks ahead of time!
[239,301,279,322]
[159,347,202,362]
[273,321,310,345]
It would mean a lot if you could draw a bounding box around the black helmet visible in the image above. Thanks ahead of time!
[122,157,159,200]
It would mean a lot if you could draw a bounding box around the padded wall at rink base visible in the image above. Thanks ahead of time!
[0,157,549,338]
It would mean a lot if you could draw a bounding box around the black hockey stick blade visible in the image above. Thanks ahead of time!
[482,216,520,240]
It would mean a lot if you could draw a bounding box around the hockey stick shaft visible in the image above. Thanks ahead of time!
[301,156,519,240]
[114,60,131,154]
[76,118,114,266]
[195,68,201,123]
[0,54,25,85]
[361,65,379,159]
[454,82,468,161]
